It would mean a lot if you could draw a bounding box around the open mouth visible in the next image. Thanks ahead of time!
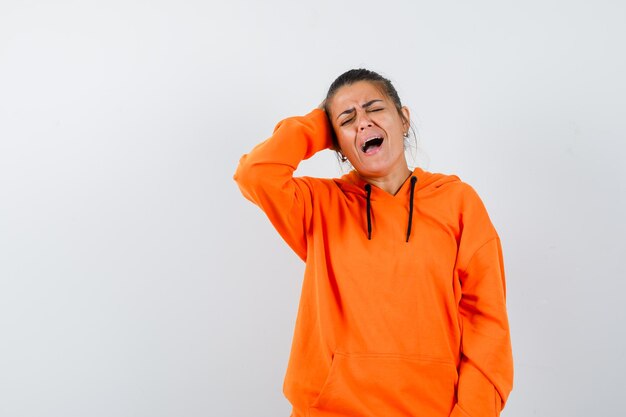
[361,137,384,154]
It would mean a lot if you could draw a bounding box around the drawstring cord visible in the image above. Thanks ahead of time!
[364,184,372,240]
[363,175,417,242]
[406,176,417,242]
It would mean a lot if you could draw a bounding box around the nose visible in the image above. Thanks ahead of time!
[357,112,373,131]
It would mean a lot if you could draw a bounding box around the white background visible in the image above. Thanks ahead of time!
[1,1,625,416]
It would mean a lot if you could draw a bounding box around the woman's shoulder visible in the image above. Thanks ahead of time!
[294,175,346,195]
[412,167,492,214]
[411,166,473,194]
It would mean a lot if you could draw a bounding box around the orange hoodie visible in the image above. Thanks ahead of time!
[234,108,513,417]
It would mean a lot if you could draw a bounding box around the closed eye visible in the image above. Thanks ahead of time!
[340,118,354,126]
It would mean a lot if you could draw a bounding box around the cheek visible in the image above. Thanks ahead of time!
[378,115,405,139]
[378,114,399,130]
[336,129,354,150]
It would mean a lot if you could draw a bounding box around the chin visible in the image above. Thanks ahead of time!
[356,164,392,177]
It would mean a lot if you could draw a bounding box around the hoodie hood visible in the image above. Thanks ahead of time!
[333,166,461,198]
[332,167,461,242]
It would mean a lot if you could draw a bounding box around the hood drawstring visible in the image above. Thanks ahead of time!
[406,176,418,242]
[363,175,417,242]
[364,184,372,240]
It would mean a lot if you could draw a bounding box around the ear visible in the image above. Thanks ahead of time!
[400,106,410,129]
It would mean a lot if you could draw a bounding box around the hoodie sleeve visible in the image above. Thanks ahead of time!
[233,108,333,261]
[450,185,514,417]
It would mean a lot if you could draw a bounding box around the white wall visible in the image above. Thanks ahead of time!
[1,1,624,416]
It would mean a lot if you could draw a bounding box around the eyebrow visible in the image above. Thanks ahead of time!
[336,99,384,121]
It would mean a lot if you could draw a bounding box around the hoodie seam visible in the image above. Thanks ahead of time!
[460,236,499,274]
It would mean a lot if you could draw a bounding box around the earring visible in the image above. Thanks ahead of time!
[340,153,348,162]
[403,131,410,138]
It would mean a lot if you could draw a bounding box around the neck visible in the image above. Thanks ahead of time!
[360,165,413,195]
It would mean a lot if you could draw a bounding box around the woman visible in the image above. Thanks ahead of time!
[234,69,513,417]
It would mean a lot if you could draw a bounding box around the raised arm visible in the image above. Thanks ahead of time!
[233,108,333,261]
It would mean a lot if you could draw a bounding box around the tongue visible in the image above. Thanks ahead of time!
[364,143,381,154]
[363,139,383,154]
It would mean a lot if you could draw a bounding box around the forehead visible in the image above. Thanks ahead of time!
[329,81,388,111]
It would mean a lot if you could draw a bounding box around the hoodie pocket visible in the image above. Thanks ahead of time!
[309,352,458,417]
